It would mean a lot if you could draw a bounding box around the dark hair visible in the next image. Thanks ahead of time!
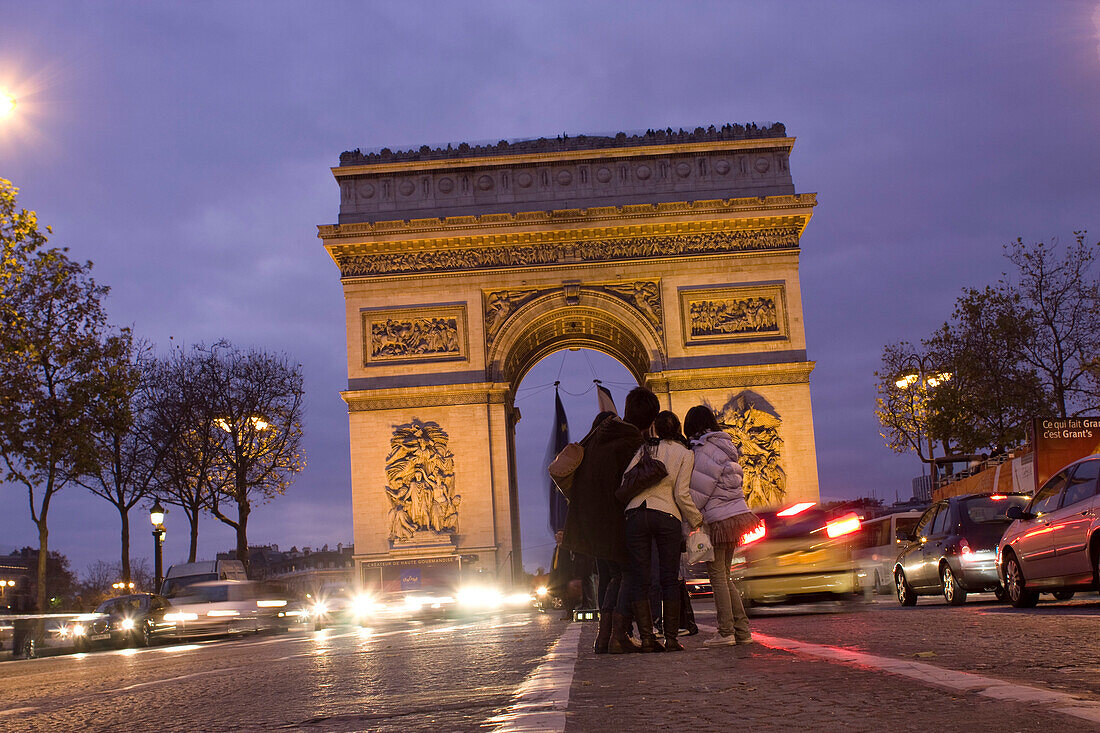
[591,410,616,430]
[654,411,688,446]
[623,387,660,431]
[684,405,721,439]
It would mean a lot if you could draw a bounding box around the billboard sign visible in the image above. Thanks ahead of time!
[1032,417,1100,490]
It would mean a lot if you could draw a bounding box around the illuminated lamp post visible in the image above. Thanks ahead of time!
[895,357,953,489]
[150,500,167,593]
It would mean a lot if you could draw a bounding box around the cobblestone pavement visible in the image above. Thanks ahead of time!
[0,613,561,732]
[1,595,1098,732]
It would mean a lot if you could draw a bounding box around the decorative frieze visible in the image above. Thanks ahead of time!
[336,228,799,278]
[716,392,787,509]
[362,304,468,365]
[679,283,788,346]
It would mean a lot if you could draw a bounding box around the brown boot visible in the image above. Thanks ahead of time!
[631,600,665,653]
[662,596,683,651]
[593,611,612,654]
[609,612,641,654]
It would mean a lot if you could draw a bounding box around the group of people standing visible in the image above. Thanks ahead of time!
[558,386,756,654]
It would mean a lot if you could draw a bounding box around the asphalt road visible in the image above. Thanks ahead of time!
[2,594,1099,732]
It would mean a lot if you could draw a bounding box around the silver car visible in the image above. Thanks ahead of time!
[998,455,1100,608]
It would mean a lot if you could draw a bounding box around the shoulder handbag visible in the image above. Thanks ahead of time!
[548,414,615,499]
[615,442,668,504]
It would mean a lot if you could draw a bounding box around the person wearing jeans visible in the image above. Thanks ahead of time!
[684,405,757,646]
[622,410,703,652]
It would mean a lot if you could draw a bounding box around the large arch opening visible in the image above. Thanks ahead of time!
[510,348,638,574]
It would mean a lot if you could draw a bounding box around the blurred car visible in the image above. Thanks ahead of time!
[683,563,713,599]
[166,580,287,635]
[998,455,1100,608]
[854,511,922,593]
[894,493,1030,606]
[732,503,866,607]
[160,559,247,597]
[305,585,379,629]
[60,593,175,650]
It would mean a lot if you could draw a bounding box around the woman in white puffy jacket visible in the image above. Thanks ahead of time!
[684,405,757,646]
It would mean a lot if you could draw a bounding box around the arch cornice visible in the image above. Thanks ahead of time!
[486,289,664,385]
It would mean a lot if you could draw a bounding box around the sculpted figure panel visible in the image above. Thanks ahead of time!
[716,392,787,509]
[362,305,467,365]
[385,419,460,542]
[680,284,787,346]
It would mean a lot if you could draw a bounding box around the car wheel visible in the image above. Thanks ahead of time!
[135,621,152,647]
[895,569,917,606]
[1052,590,1075,601]
[993,585,1007,602]
[941,565,967,606]
[1004,554,1039,608]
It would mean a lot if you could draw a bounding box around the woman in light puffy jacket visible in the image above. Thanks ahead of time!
[684,405,757,646]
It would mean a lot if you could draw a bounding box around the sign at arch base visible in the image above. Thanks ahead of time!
[319,124,822,587]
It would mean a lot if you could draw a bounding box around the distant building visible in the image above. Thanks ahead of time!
[217,543,355,595]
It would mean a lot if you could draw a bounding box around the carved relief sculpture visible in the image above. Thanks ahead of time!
[371,317,459,358]
[385,419,460,542]
[484,280,663,348]
[362,305,467,365]
[680,284,787,346]
[716,393,787,509]
[337,228,800,278]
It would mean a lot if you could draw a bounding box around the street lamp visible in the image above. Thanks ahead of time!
[0,91,15,118]
[895,356,953,489]
[150,500,167,592]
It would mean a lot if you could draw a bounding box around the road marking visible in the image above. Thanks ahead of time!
[0,707,36,718]
[746,629,1100,725]
[485,622,582,732]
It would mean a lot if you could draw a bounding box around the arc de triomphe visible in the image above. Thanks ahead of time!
[319,124,820,589]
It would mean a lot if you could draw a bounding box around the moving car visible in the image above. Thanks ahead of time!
[733,503,866,607]
[894,493,1030,606]
[166,580,287,635]
[161,559,247,597]
[854,511,922,593]
[61,593,175,650]
[998,454,1100,608]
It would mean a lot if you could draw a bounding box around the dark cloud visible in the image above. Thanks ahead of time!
[2,2,1098,571]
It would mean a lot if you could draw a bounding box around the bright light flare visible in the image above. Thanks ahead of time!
[71,623,86,637]
[351,595,376,616]
[256,599,287,608]
[119,618,135,630]
[825,513,861,538]
[740,522,767,546]
[0,92,15,118]
[535,586,548,597]
[777,502,815,517]
[207,609,239,617]
[165,612,198,623]
[457,587,504,609]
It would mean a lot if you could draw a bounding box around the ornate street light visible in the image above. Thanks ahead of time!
[150,500,167,593]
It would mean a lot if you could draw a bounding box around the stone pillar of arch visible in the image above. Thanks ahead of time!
[320,125,820,587]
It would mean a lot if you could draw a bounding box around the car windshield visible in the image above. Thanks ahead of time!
[963,495,1030,523]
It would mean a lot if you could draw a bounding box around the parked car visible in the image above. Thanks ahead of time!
[998,454,1100,608]
[894,493,1030,606]
[854,511,922,593]
[733,503,866,607]
[61,593,175,650]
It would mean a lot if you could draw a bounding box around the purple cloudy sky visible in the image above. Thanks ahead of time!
[2,2,1099,574]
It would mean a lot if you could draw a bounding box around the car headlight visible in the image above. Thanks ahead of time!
[457,587,504,609]
[72,623,86,636]
[120,618,135,630]
[352,595,375,616]
[536,586,548,597]
[312,601,328,616]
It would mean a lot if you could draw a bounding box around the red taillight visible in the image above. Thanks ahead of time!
[825,512,861,538]
[989,495,1006,501]
[776,502,815,517]
[740,522,766,546]
[958,538,971,554]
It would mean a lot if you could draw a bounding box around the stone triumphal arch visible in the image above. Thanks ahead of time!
[319,125,820,588]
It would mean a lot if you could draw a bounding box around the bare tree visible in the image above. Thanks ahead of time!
[74,339,172,583]
[148,346,224,562]
[200,341,305,576]
[997,232,1100,417]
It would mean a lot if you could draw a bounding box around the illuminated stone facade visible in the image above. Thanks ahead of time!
[320,125,821,585]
